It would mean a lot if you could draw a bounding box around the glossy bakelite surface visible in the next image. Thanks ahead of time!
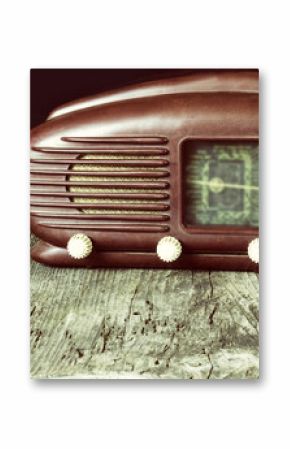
[31,70,259,270]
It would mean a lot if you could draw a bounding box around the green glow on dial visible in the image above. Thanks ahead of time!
[184,142,259,227]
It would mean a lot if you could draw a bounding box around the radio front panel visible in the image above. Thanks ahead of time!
[30,70,259,271]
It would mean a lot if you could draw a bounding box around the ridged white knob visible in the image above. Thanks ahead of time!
[67,234,93,259]
[157,236,182,262]
[248,237,259,264]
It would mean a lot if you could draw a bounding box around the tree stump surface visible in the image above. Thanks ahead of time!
[30,238,259,379]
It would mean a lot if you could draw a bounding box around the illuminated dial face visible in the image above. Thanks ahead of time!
[183,142,259,227]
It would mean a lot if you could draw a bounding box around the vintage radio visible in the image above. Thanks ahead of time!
[30,70,259,271]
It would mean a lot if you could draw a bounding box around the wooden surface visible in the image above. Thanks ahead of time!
[30,237,259,379]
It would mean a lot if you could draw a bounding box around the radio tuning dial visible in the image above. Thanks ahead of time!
[157,236,182,262]
[67,234,93,259]
[248,237,259,264]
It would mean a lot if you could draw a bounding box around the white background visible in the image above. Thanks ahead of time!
[0,0,289,447]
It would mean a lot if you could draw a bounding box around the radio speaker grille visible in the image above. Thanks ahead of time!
[69,154,169,215]
[31,137,170,232]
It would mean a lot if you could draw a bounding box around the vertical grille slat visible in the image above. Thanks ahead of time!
[31,191,169,200]
[31,158,169,167]
[31,212,170,222]
[37,223,170,233]
[31,169,169,178]
[30,202,170,211]
[30,180,169,189]
[32,147,169,156]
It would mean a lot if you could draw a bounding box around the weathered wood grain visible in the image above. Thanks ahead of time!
[30,237,259,379]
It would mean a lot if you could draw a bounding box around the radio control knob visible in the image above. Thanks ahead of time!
[157,236,182,262]
[248,237,259,264]
[67,233,93,259]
